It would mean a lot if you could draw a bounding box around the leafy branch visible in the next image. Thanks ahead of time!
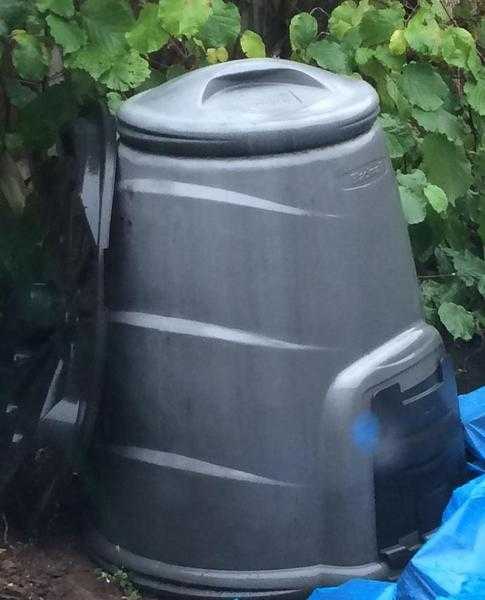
[289,0,485,341]
[1,0,485,344]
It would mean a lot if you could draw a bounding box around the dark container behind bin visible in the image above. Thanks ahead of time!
[85,59,465,598]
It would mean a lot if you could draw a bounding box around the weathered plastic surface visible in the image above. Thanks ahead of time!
[86,59,465,598]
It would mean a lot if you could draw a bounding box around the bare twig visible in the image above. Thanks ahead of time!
[418,273,457,279]
[438,0,458,27]
[437,0,485,62]
[310,6,330,17]
[17,71,65,86]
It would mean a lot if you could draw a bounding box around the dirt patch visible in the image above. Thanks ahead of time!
[0,532,127,600]
[0,468,156,600]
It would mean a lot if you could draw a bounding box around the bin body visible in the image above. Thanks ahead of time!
[86,59,465,598]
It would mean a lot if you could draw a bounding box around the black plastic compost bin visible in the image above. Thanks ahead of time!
[0,58,466,599]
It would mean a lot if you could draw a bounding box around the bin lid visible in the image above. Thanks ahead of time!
[117,58,379,157]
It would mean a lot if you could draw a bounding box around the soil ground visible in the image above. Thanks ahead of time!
[0,531,127,600]
[0,469,156,600]
[1,338,484,600]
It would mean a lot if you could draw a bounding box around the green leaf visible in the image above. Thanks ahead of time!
[444,248,485,288]
[385,75,411,117]
[0,0,31,29]
[360,60,392,109]
[361,55,399,110]
[81,0,134,56]
[374,45,405,71]
[159,0,210,37]
[126,4,169,54]
[82,0,134,33]
[47,15,87,54]
[397,169,428,224]
[400,62,449,111]
[411,107,465,141]
[404,8,442,56]
[216,46,228,61]
[18,82,78,150]
[421,280,462,311]
[328,0,370,40]
[70,0,141,84]
[438,301,476,340]
[424,184,448,213]
[207,46,228,63]
[464,77,485,117]
[399,186,427,224]
[4,79,36,108]
[475,148,485,175]
[389,28,407,55]
[441,26,478,70]
[11,30,50,81]
[199,0,240,48]
[206,47,218,63]
[397,169,427,191]
[443,214,470,251]
[427,0,450,22]
[289,13,317,52]
[379,114,415,159]
[36,0,74,18]
[100,50,150,91]
[240,30,265,58]
[25,14,45,35]
[106,91,123,115]
[468,51,482,79]
[355,47,374,66]
[359,5,404,46]
[422,133,472,204]
[307,40,349,73]
[66,44,112,79]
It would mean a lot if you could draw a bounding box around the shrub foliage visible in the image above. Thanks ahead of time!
[289,0,485,341]
[0,0,484,341]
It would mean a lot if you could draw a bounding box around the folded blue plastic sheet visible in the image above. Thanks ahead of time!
[397,475,485,600]
[308,387,485,600]
[459,386,485,470]
[308,580,396,600]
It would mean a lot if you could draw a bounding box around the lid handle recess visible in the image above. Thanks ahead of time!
[201,65,325,103]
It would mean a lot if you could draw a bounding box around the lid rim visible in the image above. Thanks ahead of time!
[117,58,380,158]
[117,108,380,158]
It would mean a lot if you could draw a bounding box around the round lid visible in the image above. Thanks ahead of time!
[117,58,379,157]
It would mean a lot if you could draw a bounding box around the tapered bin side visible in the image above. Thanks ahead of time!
[85,59,465,598]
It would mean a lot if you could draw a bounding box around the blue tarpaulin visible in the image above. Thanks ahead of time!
[308,387,485,600]
[309,580,396,600]
[459,387,485,470]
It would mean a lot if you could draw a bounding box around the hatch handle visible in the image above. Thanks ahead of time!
[202,65,325,102]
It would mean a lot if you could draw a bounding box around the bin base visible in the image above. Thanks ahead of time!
[85,529,391,599]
